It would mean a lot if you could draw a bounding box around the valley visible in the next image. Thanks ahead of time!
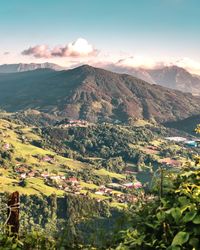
[0,66,200,249]
[0,111,198,205]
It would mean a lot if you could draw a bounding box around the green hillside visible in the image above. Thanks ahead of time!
[1,66,200,123]
[0,114,197,200]
[0,113,199,249]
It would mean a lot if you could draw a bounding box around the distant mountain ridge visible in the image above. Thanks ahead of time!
[1,63,200,96]
[146,66,200,96]
[0,62,64,73]
[1,65,200,123]
[106,64,200,95]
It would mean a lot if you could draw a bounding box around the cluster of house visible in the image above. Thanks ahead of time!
[15,165,82,193]
[58,120,88,128]
[43,173,143,203]
[15,165,39,179]
[94,181,142,203]
[44,175,83,193]
[107,181,142,189]
[14,161,143,203]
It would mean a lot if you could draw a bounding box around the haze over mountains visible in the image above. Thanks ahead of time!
[1,63,200,96]
[0,62,64,73]
[105,64,200,95]
[1,65,200,123]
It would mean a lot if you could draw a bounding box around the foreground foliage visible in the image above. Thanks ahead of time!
[0,163,199,250]
[114,164,200,250]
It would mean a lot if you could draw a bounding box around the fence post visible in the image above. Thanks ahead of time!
[7,191,20,235]
[159,168,163,198]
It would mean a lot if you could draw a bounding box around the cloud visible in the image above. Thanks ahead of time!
[174,57,200,75]
[22,45,51,58]
[52,38,97,57]
[22,38,97,58]
[116,56,159,69]
[97,56,200,75]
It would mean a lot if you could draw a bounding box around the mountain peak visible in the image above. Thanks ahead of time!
[74,64,96,72]
[146,66,200,95]
[0,65,200,123]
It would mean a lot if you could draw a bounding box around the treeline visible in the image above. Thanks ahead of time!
[1,163,199,249]
[39,124,167,163]
[0,192,126,249]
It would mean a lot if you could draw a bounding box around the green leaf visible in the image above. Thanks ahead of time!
[189,238,199,249]
[183,211,197,223]
[193,225,200,235]
[180,205,191,213]
[144,222,157,229]
[193,215,200,224]
[11,244,18,249]
[171,208,182,223]
[156,211,166,222]
[171,232,189,246]
[178,197,189,206]
[167,246,181,250]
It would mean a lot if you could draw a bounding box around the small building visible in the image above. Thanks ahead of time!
[20,173,26,179]
[66,177,79,185]
[184,140,198,147]
[42,156,54,163]
[107,183,123,188]
[123,182,134,188]
[133,182,142,189]
[165,137,187,142]
[95,191,105,195]
[50,175,61,180]
[15,166,27,174]
[4,143,10,150]
[41,172,49,178]
[28,171,35,177]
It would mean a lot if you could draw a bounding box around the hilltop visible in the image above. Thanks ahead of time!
[1,65,200,123]
[147,66,200,95]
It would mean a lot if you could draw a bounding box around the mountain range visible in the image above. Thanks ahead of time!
[105,64,200,96]
[1,63,200,96]
[1,65,200,123]
[0,62,64,73]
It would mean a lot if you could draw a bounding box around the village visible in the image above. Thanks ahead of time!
[1,117,200,206]
[56,119,89,128]
[14,157,143,204]
[2,131,200,205]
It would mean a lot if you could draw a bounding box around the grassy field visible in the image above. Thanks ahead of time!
[94,169,126,180]
[0,119,127,199]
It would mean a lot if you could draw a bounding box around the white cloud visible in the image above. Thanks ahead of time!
[22,45,51,58]
[95,56,200,75]
[22,38,97,58]
[174,57,200,74]
[116,56,159,69]
[21,41,200,75]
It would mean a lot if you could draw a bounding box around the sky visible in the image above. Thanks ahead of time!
[1,0,200,74]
